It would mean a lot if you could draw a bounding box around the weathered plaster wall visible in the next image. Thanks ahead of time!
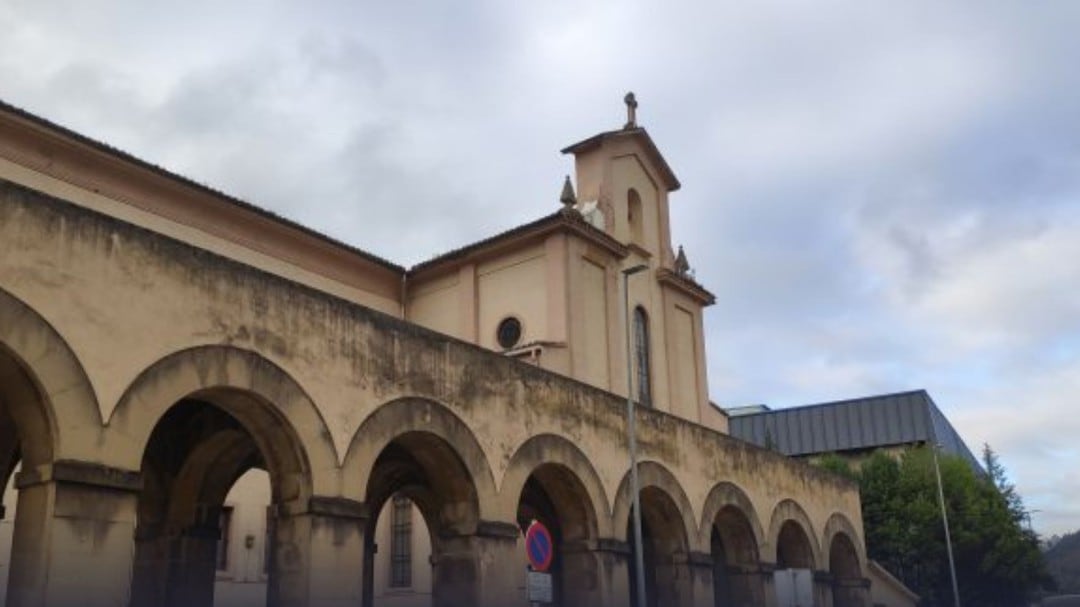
[0,178,863,564]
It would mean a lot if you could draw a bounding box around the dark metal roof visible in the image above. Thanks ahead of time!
[727,389,981,471]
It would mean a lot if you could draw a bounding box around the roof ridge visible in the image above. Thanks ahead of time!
[0,98,405,273]
[734,389,930,416]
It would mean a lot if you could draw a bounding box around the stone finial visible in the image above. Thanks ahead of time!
[560,175,577,207]
[675,245,690,275]
[624,92,638,129]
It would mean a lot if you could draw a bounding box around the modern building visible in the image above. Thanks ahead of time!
[0,96,870,607]
[726,390,983,607]
[727,389,981,471]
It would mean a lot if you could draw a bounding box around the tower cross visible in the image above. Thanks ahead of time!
[624,92,638,129]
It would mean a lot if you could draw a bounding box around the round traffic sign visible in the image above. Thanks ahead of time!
[524,520,554,572]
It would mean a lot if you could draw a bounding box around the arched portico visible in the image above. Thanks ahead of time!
[767,500,824,607]
[113,346,351,607]
[344,398,507,607]
[0,287,114,607]
[765,500,821,570]
[700,483,766,607]
[825,514,868,607]
[613,461,701,607]
[502,434,610,607]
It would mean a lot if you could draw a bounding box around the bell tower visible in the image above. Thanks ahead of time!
[560,92,681,268]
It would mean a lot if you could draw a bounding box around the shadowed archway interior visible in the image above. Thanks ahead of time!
[829,533,863,607]
[628,487,692,607]
[776,520,815,570]
[515,463,602,607]
[128,390,310,607]
[711,505,765,607]
[362,431,481,607]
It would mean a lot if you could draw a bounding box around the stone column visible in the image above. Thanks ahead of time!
[593,538,632,607]
[167,520,224,607]
[724,563,770,607]
[684,551,716,607]
[268,496,368,607]
[432,520,521,607]
[129,505,229,607]
[560,539,631,607]
[656,550,710,607]
[760,562,779,607]
[832,576,870,607]
[813,570,833,607]
[6,460,140,607]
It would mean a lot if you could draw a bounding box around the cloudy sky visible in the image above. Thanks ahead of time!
[2,1,1078,536]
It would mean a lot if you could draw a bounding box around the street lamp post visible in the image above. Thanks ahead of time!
[622,263,649,607]
[929,433,961,607]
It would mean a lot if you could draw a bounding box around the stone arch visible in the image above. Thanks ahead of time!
[114,346,335,607]
[698,482,764,550]
[345,398,499,607]
[823,512,866,573]
[825,513,868,607]
[613,461,698,607]
[0,287,104,606]
[765,499,822,569]
[612,460,696,545]
[341,396,497,520]
[701,482,766,607]
[0,286,101,469]
[499,433,610,539]
[501,434,611,607]
[107,345,338,498]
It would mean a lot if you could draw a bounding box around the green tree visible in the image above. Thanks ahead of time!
[814,453,855,480]
[819,446,1049,606]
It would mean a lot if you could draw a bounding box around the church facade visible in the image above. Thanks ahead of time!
[0,97,868,607]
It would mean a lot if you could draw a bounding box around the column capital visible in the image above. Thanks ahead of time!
[476,519,520,539]
[15,459,142,492]
[594,537,631,556]
[182,524,223,540]
[439,519,521,541]
[813,569,834,584]
[683,550,714,568]
[835,576,872,589]
[273,495,369,520]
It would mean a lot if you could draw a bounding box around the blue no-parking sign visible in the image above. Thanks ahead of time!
[524,520,554,572]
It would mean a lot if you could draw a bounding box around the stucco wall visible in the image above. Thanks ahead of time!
[0,177,863,564]
[867,561,918,607]
[371,497,433,607]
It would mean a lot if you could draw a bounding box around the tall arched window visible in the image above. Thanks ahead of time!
[627,189,644,244]
[633,306,652,407]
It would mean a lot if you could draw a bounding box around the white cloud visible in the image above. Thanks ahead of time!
[1,0,1078,536]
